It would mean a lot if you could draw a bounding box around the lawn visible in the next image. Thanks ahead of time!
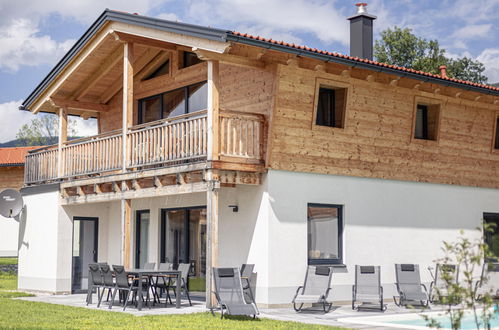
[0,259,344,329]
[0,257,18,265]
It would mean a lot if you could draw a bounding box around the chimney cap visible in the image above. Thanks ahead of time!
[439,65,447,78]
[347,2,377,20]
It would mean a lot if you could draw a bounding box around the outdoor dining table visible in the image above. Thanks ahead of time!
[126,269,182,311]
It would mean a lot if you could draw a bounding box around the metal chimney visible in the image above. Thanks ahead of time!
[347,3,377,60]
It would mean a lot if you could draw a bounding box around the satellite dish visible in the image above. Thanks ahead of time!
[0,189,24,218]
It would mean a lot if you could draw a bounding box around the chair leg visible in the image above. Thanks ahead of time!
[86,285,93,306]
[183,279,192,306]
[97,287,106,308]
[123,290,132,311]
[109,288,118,310]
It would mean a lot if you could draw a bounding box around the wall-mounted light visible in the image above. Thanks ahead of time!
[228,205,239,212]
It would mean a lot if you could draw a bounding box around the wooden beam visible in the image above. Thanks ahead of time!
[132,179,141,190]
[57,107,67,177]
[60,163,208,188]
[205,170,219,308]
[112,31,177,51]
[193,48,265,69]
[94,184,102,194]
[207,60,220,161]
[76,186,85,196]
[50,98,110,112]
[123,199,132,268]
[154,176,162,187]
[30,29,112,114]
[122,42,134,171]
[72,45,123,101]
[100,48,161,104]
[61,181,216,205]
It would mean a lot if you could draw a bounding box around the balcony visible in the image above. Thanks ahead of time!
[25,110,265,185]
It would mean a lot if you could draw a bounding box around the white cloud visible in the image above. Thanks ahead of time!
[0,19,74,72]
[0,0,166,72]
[0,100,34,142]
[157,12,180,21]
[71,117,98,137]
[185,0,350,46]
[452,24,492,40]
[476,48,499,83]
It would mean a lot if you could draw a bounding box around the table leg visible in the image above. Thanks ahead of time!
[176,272,181,308]
[138,274,143,311]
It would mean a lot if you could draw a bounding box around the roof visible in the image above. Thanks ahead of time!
[20,9,499,112]
[0,147,41,167]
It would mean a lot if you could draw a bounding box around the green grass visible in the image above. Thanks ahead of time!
[0,257,18,265]
[188,276,206,292]
[0,272,345,329]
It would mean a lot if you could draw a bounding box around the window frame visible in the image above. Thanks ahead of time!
[411,96,442,144]
[137,81,207,124]
[491,112,499,153]
[307,203,344,265]
[312,78,350,130]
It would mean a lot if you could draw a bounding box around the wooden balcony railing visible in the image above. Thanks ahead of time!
[24,110,264,185]
[219,111,264,163]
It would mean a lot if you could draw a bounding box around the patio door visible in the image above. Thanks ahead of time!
[160,207,206,288]
[135,210,150,268]
[72,217,98,293]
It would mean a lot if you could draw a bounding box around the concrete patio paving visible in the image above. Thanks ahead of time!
[18,292,446,329]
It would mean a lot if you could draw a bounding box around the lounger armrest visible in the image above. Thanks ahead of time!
[324,287,332,300]
[421,283,429,294]
[380,285,384,297]
[292,286,303,303]
[352,285,356,299]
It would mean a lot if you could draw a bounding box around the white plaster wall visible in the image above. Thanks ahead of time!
[264,169,499,305]
[18,190,62,292]
[0,215,19,257]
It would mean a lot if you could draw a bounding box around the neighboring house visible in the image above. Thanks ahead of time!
[0,147,40,257]
[17,5,499,308]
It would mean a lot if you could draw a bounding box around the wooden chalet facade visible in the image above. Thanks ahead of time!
[17,8,499,307]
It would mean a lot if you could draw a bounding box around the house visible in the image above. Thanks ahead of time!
[17,4,499,307]
[0,146,40,257]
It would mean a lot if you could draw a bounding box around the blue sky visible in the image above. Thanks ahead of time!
[0,0,498,143]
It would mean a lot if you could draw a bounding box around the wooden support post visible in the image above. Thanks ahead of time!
[57,107,67,178]
[205,169,219,308]
[207,60,220,161]
[122,199,132,268]
[122,42,134,172]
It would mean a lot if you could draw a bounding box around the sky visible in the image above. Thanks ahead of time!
[0,0,498,143]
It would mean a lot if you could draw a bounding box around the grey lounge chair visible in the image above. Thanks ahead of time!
[292,265,333,313]
[475,262,499,300]
[352,265,386,311]
[212,267,259,318]
[429,264,459,303]
[394,264,429,307]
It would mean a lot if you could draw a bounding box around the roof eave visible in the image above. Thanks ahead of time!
[21,9,229,112]
[226,34,499,97]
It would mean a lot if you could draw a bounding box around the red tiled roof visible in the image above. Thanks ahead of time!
[0,147,41,166]
[230,31,499,93]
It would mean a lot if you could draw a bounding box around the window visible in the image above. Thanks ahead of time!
[143,60,170,80]
[138,81,207,124]
[180,51,202,69]
[484,213,499,261]
[414,103,439,141]
[494,117,499,150]
[307,203,343,265]
[315,86,347,128]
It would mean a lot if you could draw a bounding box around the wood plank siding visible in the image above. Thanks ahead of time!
[268,63,499,189]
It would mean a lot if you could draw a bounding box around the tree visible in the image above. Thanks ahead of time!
[16,113,77,146]
[374,27,488,84]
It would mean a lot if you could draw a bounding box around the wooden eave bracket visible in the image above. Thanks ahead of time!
[192,47,266,69]
[49,97,110,112]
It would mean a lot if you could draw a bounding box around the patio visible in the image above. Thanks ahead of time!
[18,293,442,329]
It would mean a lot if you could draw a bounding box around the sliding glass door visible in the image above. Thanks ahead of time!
[72,217,98,293]
[160,207,206,287]
[135,210,150,269]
